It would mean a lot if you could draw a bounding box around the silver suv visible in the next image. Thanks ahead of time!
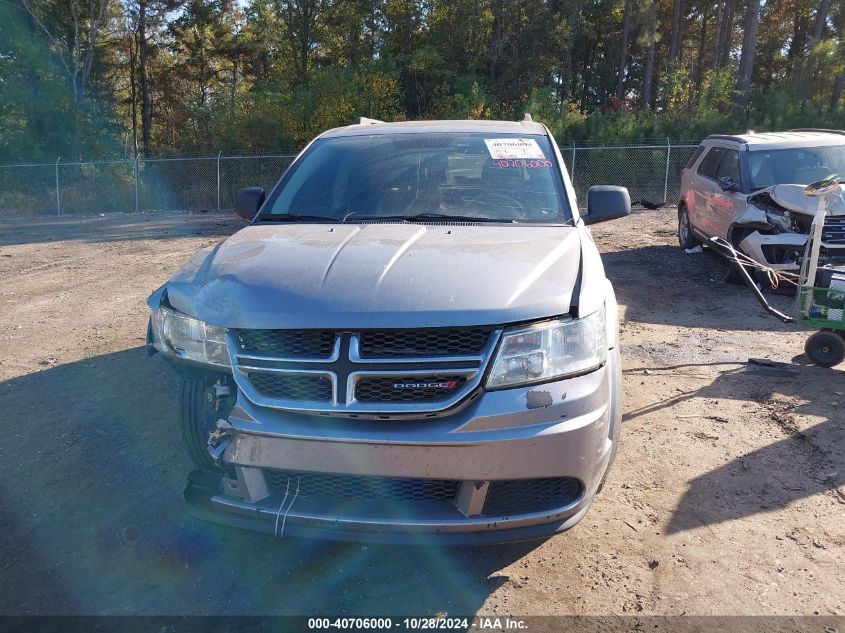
[678,129,845,273]
[146,118,630,543]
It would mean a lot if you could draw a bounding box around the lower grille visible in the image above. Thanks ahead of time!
[354,375,468,403]
[483,478,581,515]
[267,471,459,502]
[823,217,845,246]
[248,373,332,401]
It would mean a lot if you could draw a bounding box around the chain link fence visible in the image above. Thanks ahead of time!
[0,153,299,217]
[561,142,698,207]
[0,141,698,217]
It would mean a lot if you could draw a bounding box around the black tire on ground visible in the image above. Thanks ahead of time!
[677,205,700,250]
[804,331,845,368]
[724,263,743,284]
[180,377,223,471]
[753,269,796,295]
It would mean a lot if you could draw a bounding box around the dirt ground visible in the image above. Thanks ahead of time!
[0,208,843,617]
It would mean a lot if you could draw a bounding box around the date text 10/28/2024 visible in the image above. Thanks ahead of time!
[307,617,529,630]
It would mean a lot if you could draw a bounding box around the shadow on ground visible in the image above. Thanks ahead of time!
[0,348,534,615]
[621,359,845,534]
[603,245,800,332]
[0,213,243,247]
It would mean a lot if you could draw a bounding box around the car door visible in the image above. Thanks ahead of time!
[710,147,746,239]
[689,146,726,237]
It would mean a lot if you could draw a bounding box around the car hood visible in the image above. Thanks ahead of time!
[760,184,845,216]
[159,223,584,329]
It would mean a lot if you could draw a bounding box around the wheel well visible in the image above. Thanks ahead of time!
[728,224,757,248]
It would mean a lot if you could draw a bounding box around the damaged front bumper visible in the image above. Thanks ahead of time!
[735,188,845,272]
[185,348,622,544]
[738,230,809,272]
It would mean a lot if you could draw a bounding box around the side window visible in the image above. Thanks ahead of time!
[685,145,705,169]
[716,149,740,184]
[697,147,726,180]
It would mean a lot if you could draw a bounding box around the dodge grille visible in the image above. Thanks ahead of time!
[229,327,500,415]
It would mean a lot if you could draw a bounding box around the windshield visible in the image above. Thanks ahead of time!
[748,144,845,189]
[261,133,571,223]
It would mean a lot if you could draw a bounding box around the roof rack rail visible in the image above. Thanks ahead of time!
[704,134,748,144]
[354,116,385,125]
[788,128,845,135]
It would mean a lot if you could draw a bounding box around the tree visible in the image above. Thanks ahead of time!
[279,0,329,85]
[737,0,762,105]
[553,0,582,103]
[19,0,110,106]
[712,0,735,70]
[122,0,179,156]
[640,0,657,110]
[805,0,832,98]
[6,0,845,162]
[615,0,633,100]
[0,1,112,158]
[667,0,686,62]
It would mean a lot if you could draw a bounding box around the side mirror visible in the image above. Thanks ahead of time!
[583,186,631,225]
[235,187,265,221]
[718,176,740,192]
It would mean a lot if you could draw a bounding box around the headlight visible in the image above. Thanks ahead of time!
[158,305,230,368]
[486,307,607,388]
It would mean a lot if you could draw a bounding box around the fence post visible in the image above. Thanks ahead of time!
[216,150,222,211]
[133,153,140,212]
[55,157,61,216]
[570,142,576,181]
[663,137,671,204]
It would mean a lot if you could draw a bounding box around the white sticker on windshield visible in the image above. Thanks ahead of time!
[484,138,546,160]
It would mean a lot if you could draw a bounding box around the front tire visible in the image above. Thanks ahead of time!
[805,331,845,368]
[180,376,227,471]
[678,205,700,250]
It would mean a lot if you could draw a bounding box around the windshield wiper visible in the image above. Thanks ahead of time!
[349,213,516,224]
[258,213,340,222]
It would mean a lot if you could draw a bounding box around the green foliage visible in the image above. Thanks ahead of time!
[3,0,845,161]
[0,4,120,160]
[659,62,693,112]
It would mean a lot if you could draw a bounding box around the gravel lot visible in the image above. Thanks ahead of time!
[0,208,843,616]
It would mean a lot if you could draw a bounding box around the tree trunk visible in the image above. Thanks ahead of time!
[559,34,573,102]
[554,0,581,105]
[713,0,734,70]
[129,32,139,156]
[640,0,657,110]
[811,0,830,42]
[615,0,632,100]
[21,0,107,107]
[230,50,239,107]
[668,0,686,62]
[786,5,808,72]
[139,0,152,157]
[736,0,761,104]
[805,0,831,99]
[580,35,593,107]
[694,8,708,94]
[831,73,845,110]
[80,0,108,106]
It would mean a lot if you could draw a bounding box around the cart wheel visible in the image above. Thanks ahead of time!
[804,331,845,368]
